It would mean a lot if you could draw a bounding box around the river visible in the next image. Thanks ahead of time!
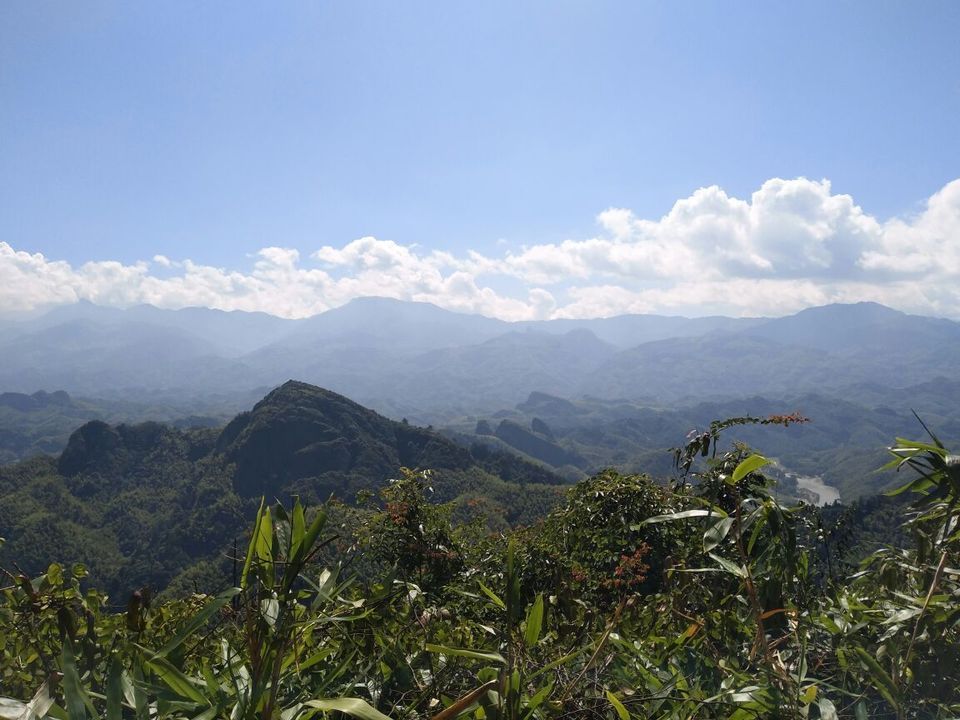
[791,472,841,505]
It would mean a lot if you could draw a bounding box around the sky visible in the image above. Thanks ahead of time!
[1,1,959,320]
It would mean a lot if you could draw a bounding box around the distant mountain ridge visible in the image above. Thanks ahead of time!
[2,298,958,415]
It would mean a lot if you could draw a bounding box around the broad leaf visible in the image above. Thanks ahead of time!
[730,454,770,484]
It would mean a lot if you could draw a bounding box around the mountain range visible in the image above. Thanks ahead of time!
[2,298,958,418]
[3,298,960,503]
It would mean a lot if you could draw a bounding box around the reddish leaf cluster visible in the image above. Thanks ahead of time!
[386,501,410,525]
[604,544,651,590]
[762,412,810,427]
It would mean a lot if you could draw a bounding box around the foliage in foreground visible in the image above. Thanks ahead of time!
[2,420,959,719]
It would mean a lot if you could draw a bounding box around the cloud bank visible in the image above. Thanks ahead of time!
[3,177,959,321]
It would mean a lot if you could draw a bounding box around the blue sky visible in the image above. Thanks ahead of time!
[2,2,959,320]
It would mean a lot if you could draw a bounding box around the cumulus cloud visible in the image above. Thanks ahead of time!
[2,177,959,320]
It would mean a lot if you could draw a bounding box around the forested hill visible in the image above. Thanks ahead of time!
[0,381,566,597]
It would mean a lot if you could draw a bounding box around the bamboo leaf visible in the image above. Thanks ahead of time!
[241,498,265,589]
[291,499,306,559]
[285,507,328,589]
[853,647,899,711]
[708,552,748,578]
[256,506,273,563]
[301,508,328,560]
[605,690,630,720]
[477,580,506,610]
[145,657,208,706]
[522,682,553,717]
[524,595,544,648]
[0,700,28,720]
[703,516,735,552]
[634,508,726,528]
[304,698,393,720]
[61,640,87,720]
[129,667,148,720]
[425,644,506,664]
[106,658,123,720]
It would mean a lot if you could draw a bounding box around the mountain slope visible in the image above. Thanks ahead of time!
[0,381,566,596]
[216,381,479,498]
[581,303,960,403]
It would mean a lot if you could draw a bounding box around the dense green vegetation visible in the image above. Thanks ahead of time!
[2,415,958,718]
[0,382,566,597]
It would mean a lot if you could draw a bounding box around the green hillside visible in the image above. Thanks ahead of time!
[457,383,960,500]
[0,381,566,597]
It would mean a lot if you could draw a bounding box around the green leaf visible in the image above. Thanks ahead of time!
[283,506,327,589]
[301,508,328,560]
[129,666,149,720]
[283,647,335,675]
[285,507,328,589]
[477,580,506,610]
[425,644,506,664]
[506,538,520,621]
[46,563,63,587]
[291,499,306,558]
[730,454,770,484]
[854,647,899,711]
[241,498,266,589]
[106,658,123,720]
[145,656,208,705]
[703,516,735,552]
[524,595,544,648]
[708,552,748,578]
[523,682,553,717]
[61,640,88,720]
[304,698,393,720]
[634,508,726,528]
[199,662,221,700]
[527,648,588,682]
[190,708,218,720]
[605,690,630,720]
[257,506,273,562]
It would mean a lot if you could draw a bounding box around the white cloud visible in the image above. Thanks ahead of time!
[0,244,80,312]
[2,177,959,321]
